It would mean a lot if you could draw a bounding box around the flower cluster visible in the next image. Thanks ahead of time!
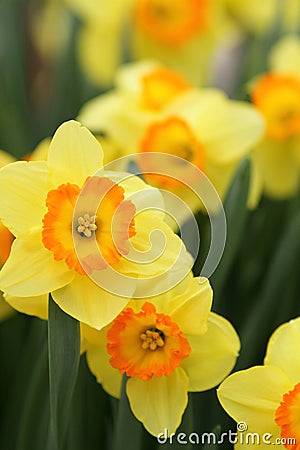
[1,1,300,449]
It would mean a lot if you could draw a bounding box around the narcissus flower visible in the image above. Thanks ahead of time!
[217,317,300,449]
[249,35,300,200]
[225,0,300,36]
[66,0,231,86]
[82,276,240,436]
[0,120,191,329]
[79,60,264,209]
[0,150,16,321]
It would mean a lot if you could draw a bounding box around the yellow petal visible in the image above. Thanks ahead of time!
[0,293,15,321]
[47,120,103,188]
[129,272,193,313]
[77,22,122,87]
[269,34,300,78]
[247,154,264,209]
[225,0,276,35]
[217,365,293,433]
[132,29,216,86]
[86,340,122,398]
[0,161,48,236]
[164,88,226,126]
[0,228,74,296]
[264,317,300,386]
[126,367,189,436]
[0,149,15,167]
[115,211,190,277]
[29,138,50,161]
[78,92,125,133]
[253,139,300,198]
[4,293,48,320]
[182,312,240,391]
[199,101,265,165]
[81,322,106,345]
[52,273,129,329]
[204,160,238,201]
[169,277,212,335]
[115,59,162,94]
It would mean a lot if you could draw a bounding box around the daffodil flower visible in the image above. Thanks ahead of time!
[0,150,16,321]
[66,0,231,86]
[217,317,300,449]
[224,0,300,36]
[0,120,192,329]
[79,60,265,210]
[249,35,300,201]
[81,276,240,436]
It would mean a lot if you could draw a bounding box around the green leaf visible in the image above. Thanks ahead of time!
[47,295,80,450]
[16,339,50,450]
[0,317,48,450]
[211,158,251,302]
[237,211,300,369]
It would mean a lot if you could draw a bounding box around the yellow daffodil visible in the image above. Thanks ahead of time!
[0,120,192,329]
[249,35,300,201]
[217,317,300,449]
[0,138,51,321]
[224,0,300,36]
[29,0,72,63]
[66,0,231,87]
[79,60,265,210]
[81,275,240,436]
[131,0,231,86]
[0,150,16,321]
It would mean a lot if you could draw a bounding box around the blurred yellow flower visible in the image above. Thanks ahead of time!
[249,35,300,200]
[217,317,300,449]
[79,60,265,209]
[0,120,192,329]
[29,0,72,63]
[82,276,240,436]
[224,0,300,36]
[66,0,231,86]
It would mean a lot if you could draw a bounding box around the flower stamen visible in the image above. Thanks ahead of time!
[77,213,97,237]
[140,328,165,350]
[107,302,191,380]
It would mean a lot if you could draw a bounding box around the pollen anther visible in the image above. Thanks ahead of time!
[77,213,97,237]
[140,328,165,350]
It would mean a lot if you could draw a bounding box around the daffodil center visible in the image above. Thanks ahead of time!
[140,327,165,350]
[76,213,97,237]
[139,116,205,188]
[134,0,209,46]
[251,73,300,140]
[275,381,300,447]
[141,67,191,110]
[42,178,136,276]
[107,302,191,380]
[0,221,14,267]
